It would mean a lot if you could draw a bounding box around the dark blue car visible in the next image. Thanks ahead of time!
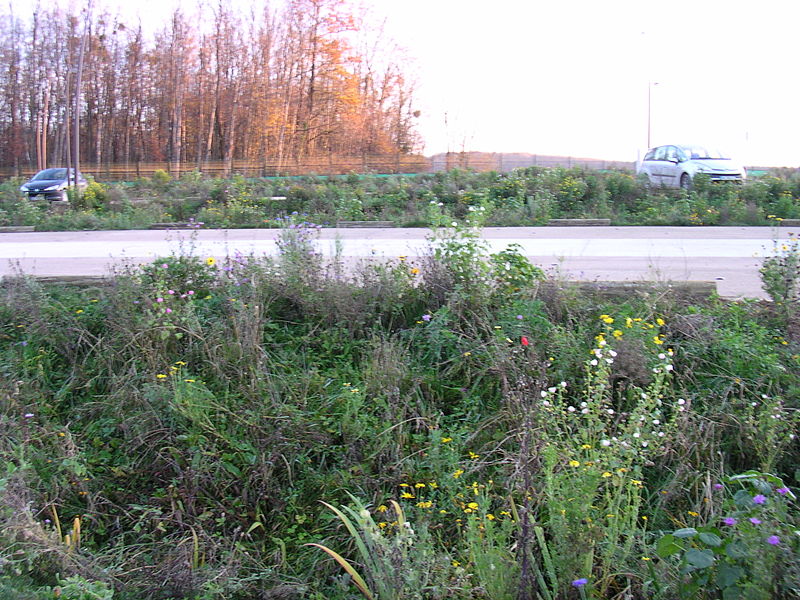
[19,168,88,202]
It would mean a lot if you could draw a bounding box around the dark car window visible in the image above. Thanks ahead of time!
[32,168,67,180]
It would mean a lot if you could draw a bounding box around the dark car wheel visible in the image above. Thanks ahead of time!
[680,173,692,190]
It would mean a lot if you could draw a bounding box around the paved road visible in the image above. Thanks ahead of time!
[0,226,793,299]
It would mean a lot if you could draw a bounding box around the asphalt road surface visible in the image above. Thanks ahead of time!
[0,226,794,299]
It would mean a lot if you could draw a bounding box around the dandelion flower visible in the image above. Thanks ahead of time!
[206,257,216,266]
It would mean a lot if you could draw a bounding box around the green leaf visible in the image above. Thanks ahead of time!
[724,541,749,560]
[673,527,698,539]
[684,549,715,569]
[698,532,723,547]
[717,565,744,588]
[656,534,683,558]
[722,585,744,600]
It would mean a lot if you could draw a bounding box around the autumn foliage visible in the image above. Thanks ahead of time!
[0,0,420,174]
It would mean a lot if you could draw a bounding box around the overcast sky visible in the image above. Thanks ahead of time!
[15,0,800,166]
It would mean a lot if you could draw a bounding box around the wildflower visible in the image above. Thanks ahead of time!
[400,492,415,499]
[377,504,388,513]
[421,314,432,322]
[520,336,529,346]
[415,483,426,488]
[723,517,737,526]
[516,314,524,320]
[468,451,479,460]
[750,517,762,525]
[767,535,780,545]
[752,494,767,505]
[580,444,591,449]
[600,439,611,447]
[572,578,588,588]
[156,297,164,303]
[613,329,623,338]
[417,501,433,508]
[776,487,790,495]
[453,469,464,479]
[486,513,496,520]
[24,413,34,418]
[653,336,664,345]
[687,511,699,517]
[206,257,216,266]
[568,460,581,467]
[75,309,83,314]
[410,267,420,275]
[602,472,612,478]
[713,483,723,490]
[463,352,472,357]
[441,437,453,443]
[466,502,479,510]
[656,317,666,326]
[156,374,167,379]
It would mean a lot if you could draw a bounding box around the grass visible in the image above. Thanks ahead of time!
[0,210,797,599]
[1,166,800,230]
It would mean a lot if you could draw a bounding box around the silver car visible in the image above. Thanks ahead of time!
[637,145,746,190]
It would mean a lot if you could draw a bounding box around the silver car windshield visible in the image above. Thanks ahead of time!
[32,168,68,180]
[680,146,730,160]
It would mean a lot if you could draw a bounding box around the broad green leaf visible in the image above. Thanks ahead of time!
[722,585,744,600]
[717,565,744,588]
[684,549,715,569]
[725,541,749,560]
[698,532,723,547]
[656,534,683,558]
[673,527,698,539]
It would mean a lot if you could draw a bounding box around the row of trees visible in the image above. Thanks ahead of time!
[0,0,421,175]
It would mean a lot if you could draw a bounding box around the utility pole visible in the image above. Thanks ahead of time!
[71,0,93,188]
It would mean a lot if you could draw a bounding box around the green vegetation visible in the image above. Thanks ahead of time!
[0,208,798,599]
[2,166,800,230]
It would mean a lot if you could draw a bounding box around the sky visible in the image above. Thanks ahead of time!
[14,0,800,166]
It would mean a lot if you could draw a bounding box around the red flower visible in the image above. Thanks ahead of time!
[520,336,529,347]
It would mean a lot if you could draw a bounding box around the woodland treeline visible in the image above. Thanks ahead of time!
[0,0,421,175]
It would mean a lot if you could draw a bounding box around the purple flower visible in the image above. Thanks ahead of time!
[156,297,164,303]
[165,308,172,314]
[752,494,767,505]
[516,314,524,320]
[162,263,169,269]
[750,517,762,525]
[723,517,737,526]
[713,483,724,490]
[776,487,789,495]
[24,413,34,418]
[421,314,432,322]
[572,579,588,588]
[767,535,780,545]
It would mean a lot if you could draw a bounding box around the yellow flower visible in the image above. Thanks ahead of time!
[601,472,612,478]
[206,257,216,266]
[653,336,664,345]
[414,482,426,488]
[468,451,480,460]
[613,329,623,338]
[463,352,472,357]
[378,522,387,528]
[417,501,433,508]
[687,510,699,517]
[184,379,195,383]
[452,560,460,567]
[156,373,167,379]
[656,317,666,326]
[410,267,420,275]
[377,504,388,513]
[581,444,591,449]
[75,309,84,314]
[429,481,438,489]
[400,492,414,499]
[466,502,479,510]
[399,483,409,487]
[568,460,580,467]
[626,317,633,328]
[630,479,643,486]
[453,469,464,479]
[486,513,496,520]
[441,437,453,443]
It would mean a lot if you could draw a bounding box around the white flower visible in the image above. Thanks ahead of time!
[677,399,686,405]
[633,432,641,438]
[540,390,548,398]
[548,386,557,393]
[560,381,567,388]
[542,400,550,407]
[641,441,649,447]
[609,350,617,357]
[590,359,598,366]
[652,419,660,425]
[567,406,576,412]
[658,353,666,360]
[665,364,674,372]
[581,408,589,414]
[606,409,614,415]
[605,358,614,364]
[658,432,665,437]
[600,439,611,447]
[580,402,588,408]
